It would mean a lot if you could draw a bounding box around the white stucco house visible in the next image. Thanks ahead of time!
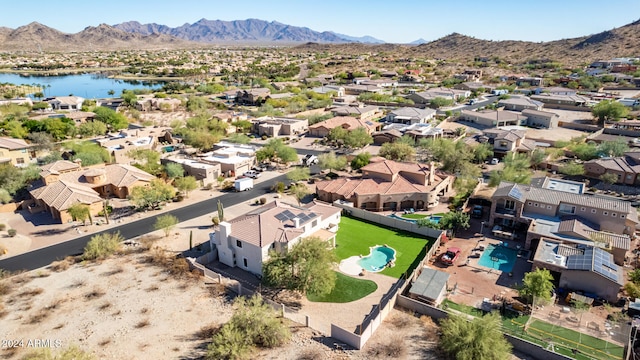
[209,200,342,276]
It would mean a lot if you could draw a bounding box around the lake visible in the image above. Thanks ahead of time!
[0,73,164,99]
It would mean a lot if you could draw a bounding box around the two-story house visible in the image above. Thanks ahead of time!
[490,177,637,265]
[584,151,640,185]
[210,200,341,276]
[48,96,84,111]
[482,129,537,156]
[0,137,37,167]
[316,158,453,211]
[236,88,271,106]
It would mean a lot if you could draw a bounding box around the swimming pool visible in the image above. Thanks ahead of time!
[358,245,397,272]
[388,213,442,224]
[478,244,518,272]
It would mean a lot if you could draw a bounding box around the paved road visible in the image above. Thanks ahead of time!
[0,174,288,272]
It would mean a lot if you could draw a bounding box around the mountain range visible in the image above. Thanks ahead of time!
[112,19,384,44]
[1,18,639,64]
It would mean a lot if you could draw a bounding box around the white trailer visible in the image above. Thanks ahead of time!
[234,177,253,192]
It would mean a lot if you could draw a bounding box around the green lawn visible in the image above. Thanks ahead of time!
[335,216,432,278]
[307,271,377,303]
[402,213,445,220]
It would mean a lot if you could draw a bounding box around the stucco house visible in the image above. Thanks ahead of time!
[236,88,271,105]
[406,87,471,104]
[521,109,559,129]
[459,109,528,128]
[48,96,84,111]
[483,129,537,155]
[316,158,453,211]
[0,137,37,167]
[532,239,623,303]
[29,161,155,223]
[210,200,341,276]
[253,116,309,137]
[489,177,637,265]
[95,126,174,164]
[330,104,382,121]
[386,107,436,125]
[584,151,640,185]
[308,116,380,138]
[497,97,544,112]
[199,143,256,177]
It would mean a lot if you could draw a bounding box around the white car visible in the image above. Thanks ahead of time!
[490,158,499,165]
[243,170,261,179]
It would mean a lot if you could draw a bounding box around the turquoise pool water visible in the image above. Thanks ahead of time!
[358,246,397,272]
[478,244,518,272]
[388,214,442,224]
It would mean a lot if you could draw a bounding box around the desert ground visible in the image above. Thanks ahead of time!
[0,248,440,360]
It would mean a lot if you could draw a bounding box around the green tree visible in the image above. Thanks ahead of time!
[154,214,179,237]
[559,162,585,176]
[598,139,629,157]
[93,107,129,130]
[83,232,123,260]
[472,143,494,164]
[429,97,454,109]
[592,99,629,127]
[318,151,348,175]
[77,121,108,137]
[255,139,298,166]
[206,295,290,360]
[129,179,176,210]
[289,183,310,206]
[286,167,310,182]
[0,188,11,204]
[489,167,532,187]
[128,149,163,175]
[174,176,198,198]
[350,152,371,170]
[529,149,547,170]
[262,236,337,296]
[65,141,110,165]
[519,268,554,304]
[439,211,470,237]
[231,120,253,133]
[379,142,415,162]
[227,133,251,144]
[21,345,96,360]
[440,313,512,360]
[599,172,619,185]
[0,163,40,195]
[67,202,92,226]
[164,162,185,179]
[343,127,373,149]
[187,96,208,112]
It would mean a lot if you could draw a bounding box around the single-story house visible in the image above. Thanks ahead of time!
[308,116,380,138]
[386,107,436,125]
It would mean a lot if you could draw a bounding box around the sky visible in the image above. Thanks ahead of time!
[2,0,640,44]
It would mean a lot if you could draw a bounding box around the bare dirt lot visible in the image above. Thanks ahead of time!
[0,249,441,360]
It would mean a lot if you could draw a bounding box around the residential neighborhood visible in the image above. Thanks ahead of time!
[1,10,640,360]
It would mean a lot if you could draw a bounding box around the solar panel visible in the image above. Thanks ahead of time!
[507,186,524,202]
[592,248,620,282]
[282,210,295,219]
[275,213,288,222]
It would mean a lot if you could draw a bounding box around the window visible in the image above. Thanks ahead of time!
[547,205,552,209]
[236,240,242,248]
[603,211,608,216]
[499,141,508,148]
[591,209,597,213]
[559,204,576,214]
[527,202,532,206]
[312,220,318,227]
[580,207,585,212]
[621,214,626,219]
[504,199,515,210]
[534,203,539,207]
[243,258,248,268]
[612,213,617,217]
[16,158,24,164]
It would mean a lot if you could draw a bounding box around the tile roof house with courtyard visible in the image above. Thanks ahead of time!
[236,88,271,105]
[315,158,453,211]
[29,161,155,223]
[210,200,341,276]
[583,151,640,185]
[0,137,37,167]
[533,239,623,303]
[308,116,380,137]
[95,126,174,164]
[253,116,309,137]
[386,107,436,125]
[330,104,382,121]
[483,129,537,155]
[199,143,256,177]
[489,177,637,265]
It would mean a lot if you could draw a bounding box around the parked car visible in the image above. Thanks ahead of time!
[252,164,267,172]
[301,154,319,166]
[243,170,261,179]
[471,205,484,218]
[490,158,499,165]
[439,247,461,266]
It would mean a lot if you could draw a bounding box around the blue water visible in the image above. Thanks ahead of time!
[388,213,441,224]
[358,246,396,272]
[478,244,518,272]
[0,73,163,99]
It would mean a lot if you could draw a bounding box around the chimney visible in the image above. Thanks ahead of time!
[429,162,435,186]
[219,221,232,247]
[293,217,301,229]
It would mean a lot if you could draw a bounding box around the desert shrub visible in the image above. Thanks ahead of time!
[259,197,267,205]
[83,232,123,260]
[84,287,105,301]
[7,229,16,237]
[18,287,43,297]
[50,258,73,272]
[0,280,11,296]
[0,303,6,319]
[366,335,406,358]
[27,309,50,324]
[21,345,96,360]
[0,223,5,231]
[388,313,413,328]
[297,349,323,360]
[135,319,150,328]
[206,295,290,360]
[195,324,222,340]
[211,216,220,226]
